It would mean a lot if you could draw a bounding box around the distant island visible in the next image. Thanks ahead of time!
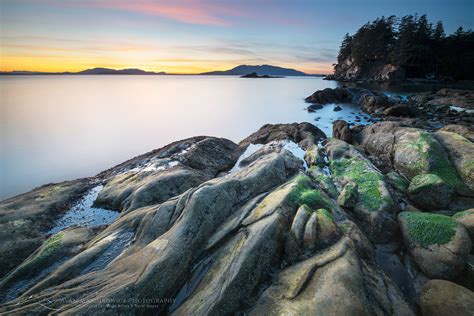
[0,68,167,75]
[0,64,324,77]
[201,64,316,76]
[240,72,283,78]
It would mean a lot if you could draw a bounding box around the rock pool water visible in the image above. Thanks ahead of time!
[48,185,119,235]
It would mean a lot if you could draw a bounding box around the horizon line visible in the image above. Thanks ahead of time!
[0,65,331,76]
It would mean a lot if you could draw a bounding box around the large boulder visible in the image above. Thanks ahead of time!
[434,131,474,192]
[383,104,419,117]
[94,137,240,212]
[353,123,470,198]
[358,93,392,114]
[420,280,474,316]
[332,119,352,143]
[304,87,352,104]
[408,173,453,210]
[240,122,325,149]
[398,212,471,279]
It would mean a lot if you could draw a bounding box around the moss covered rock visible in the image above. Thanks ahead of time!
[289,175,337,212]
[386,171,409,193]
[408,173,453,210]
[398,212,471,279]
[394,129,467,195]
[307,167,338,198]
[0,227,96,302]
[326,139,397,242]
[434,131,474,194]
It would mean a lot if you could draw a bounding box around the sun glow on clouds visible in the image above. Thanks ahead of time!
[0,0,338,74]
[93,0,241,26]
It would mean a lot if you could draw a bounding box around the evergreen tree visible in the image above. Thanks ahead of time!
[334,14,473,80]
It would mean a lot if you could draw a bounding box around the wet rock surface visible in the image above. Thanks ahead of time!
[0,119,473,314]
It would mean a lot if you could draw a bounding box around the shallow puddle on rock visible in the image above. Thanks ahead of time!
[48,185,119,235]
[229,143,264,173]
[168,256,214,313]
[282,140,308,170]
[80,230,135,275]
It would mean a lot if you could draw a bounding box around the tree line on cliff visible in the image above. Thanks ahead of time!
[336,15,474,80]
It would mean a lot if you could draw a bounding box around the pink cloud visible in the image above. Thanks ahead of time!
[80,0,243,26]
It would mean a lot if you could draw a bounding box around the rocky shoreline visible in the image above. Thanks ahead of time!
[306,87,474,131]
[1,86,474,314]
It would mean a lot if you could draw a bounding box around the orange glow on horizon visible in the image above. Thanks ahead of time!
[0,55,333,75]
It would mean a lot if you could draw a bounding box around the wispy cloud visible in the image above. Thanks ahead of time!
[56,0,244,26]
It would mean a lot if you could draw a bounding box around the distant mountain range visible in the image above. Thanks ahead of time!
[0,65,324,76]
[78,68,166,75]
[0,68,166,75]
[200,65,316,76]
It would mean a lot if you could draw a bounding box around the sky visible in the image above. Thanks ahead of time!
[0,0,473,74]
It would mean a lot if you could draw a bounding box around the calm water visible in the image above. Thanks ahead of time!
[1,75,371,200]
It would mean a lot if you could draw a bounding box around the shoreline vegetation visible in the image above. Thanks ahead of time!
[327,14,474,83]
[1,14,474,315]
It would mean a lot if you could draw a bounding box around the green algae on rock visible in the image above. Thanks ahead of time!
[398,211,472,279]
[408,173,454,210]
[395,130,466,193]
[307,166,338,198]
[398,212,456,247]
[290,175,335,211]
[331,157,387,213]
[386,171,409,193]
[325,138,397,243]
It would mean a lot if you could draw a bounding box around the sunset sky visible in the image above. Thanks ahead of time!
[1,0,473,74]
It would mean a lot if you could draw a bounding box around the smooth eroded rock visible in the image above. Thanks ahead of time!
[420,280,474,316]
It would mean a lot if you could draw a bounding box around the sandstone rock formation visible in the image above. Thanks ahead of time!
[1,122,472,314]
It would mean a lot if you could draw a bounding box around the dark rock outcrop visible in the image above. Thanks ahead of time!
[305,87,352,104]
[332,119,352,143]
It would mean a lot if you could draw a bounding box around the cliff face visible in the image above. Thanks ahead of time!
[333,58,406,82]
